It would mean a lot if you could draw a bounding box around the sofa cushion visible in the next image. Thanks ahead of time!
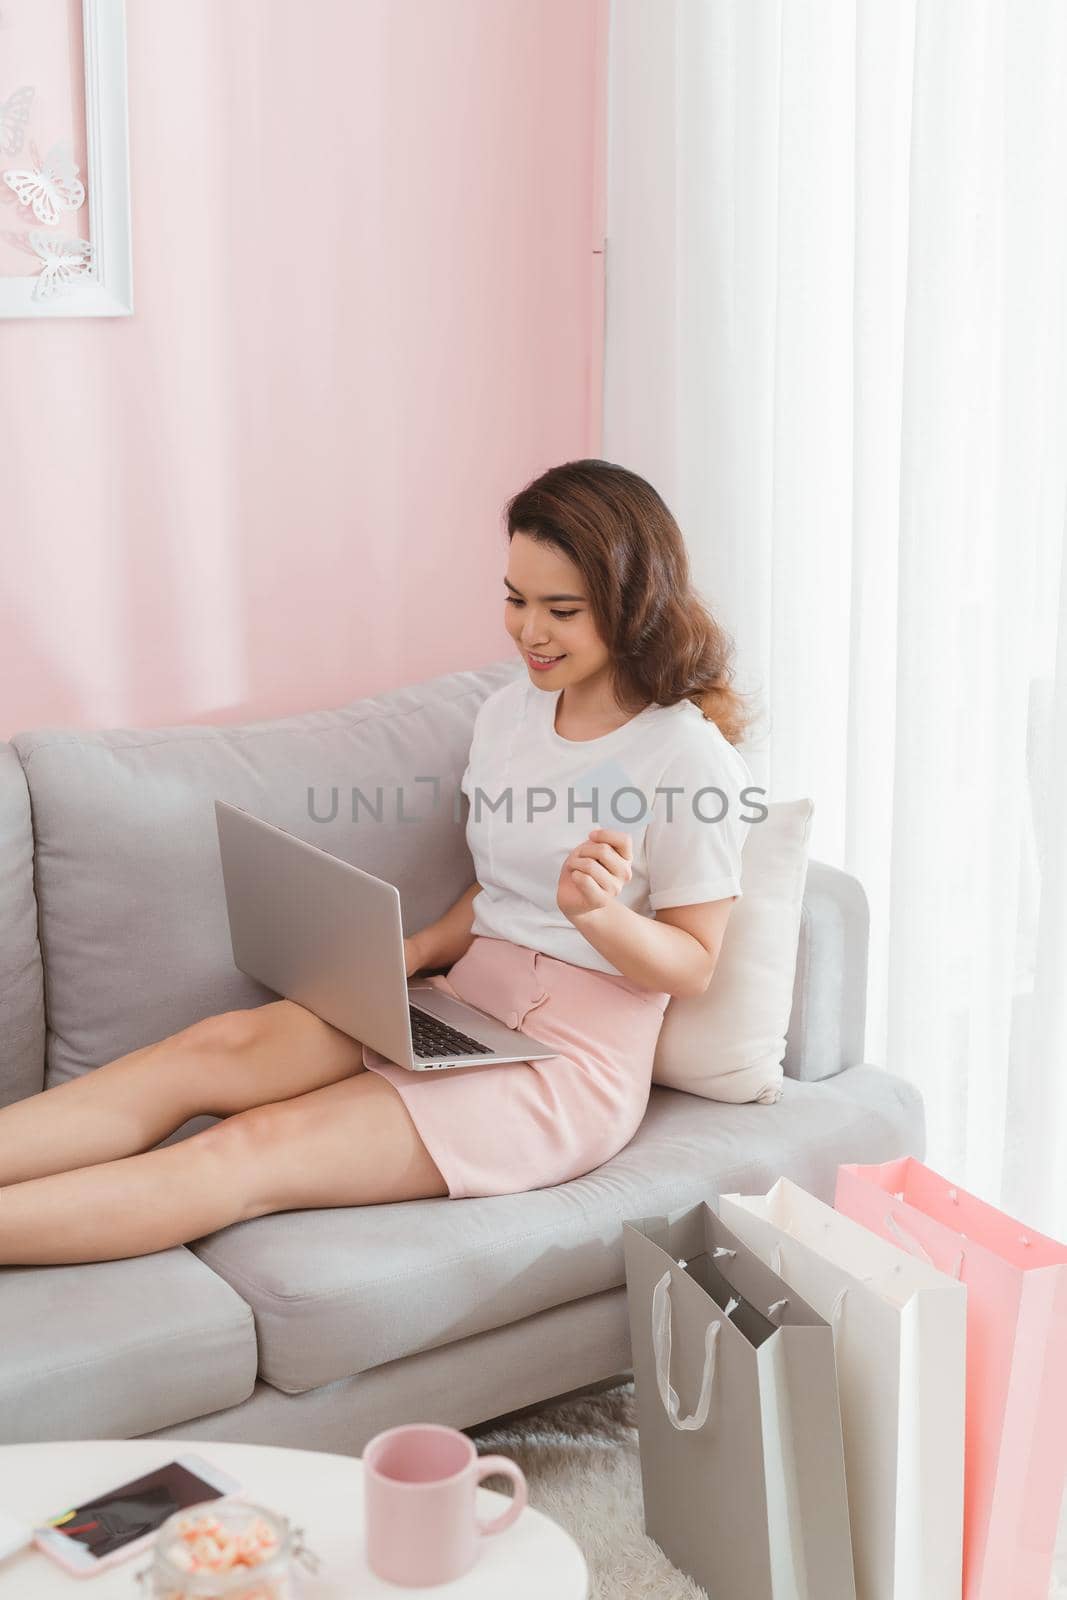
[0,742,45,1107]
[188,1063,924,1395]
[0,1247,258,1443]
[10,661,523,1088]
[653,798,813,1104]
[784,859,871,1082]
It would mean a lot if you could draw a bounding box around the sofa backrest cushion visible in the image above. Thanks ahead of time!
[11,662,522,1087]
[0,742,46,1106]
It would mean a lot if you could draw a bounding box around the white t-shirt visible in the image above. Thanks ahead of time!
[460,675,758,976]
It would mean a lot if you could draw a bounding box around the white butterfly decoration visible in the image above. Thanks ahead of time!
[29,229,93,300]
[0,84,34,157]
[3,141,85,226]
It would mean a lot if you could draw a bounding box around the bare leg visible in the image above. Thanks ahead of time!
[0,1132,251,1266]
[0,1001,366,1186]
[0,1073,448,1266]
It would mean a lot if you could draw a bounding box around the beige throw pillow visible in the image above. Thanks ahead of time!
[651,798,815,1104]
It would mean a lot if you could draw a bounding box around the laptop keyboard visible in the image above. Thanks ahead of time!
[409,1004,496,1061]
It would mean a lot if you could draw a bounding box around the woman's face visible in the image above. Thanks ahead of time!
[504,531,611,692]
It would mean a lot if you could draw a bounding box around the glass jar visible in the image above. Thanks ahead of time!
[134,1499,320,1600]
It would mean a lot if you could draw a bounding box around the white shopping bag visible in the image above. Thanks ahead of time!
[719,1179,967,1600]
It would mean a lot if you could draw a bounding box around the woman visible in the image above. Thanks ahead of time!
[0,460,757,1266]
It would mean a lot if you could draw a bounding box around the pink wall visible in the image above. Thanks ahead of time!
[0,0,608,738]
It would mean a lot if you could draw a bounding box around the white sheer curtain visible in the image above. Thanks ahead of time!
[604,0,1067,1236]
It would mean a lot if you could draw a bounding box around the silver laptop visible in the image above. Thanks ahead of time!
[214,800,557,1072]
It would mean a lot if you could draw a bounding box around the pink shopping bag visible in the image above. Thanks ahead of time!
[835,1156,1067,1600]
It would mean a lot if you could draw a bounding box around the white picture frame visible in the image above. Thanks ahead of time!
[0,0,132,319]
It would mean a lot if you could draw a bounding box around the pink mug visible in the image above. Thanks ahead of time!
[363,1422,527,1587]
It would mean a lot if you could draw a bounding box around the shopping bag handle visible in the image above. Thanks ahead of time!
[885,1210,965,1280]
[779,1206,965,1284]
[651,1269,721,1432]
[772,1241,849,1340]
[706,1245,792,1327]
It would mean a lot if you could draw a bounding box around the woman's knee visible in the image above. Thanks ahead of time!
[171,1001,365,1120]
[175,1004,279,1057]
[189,1079,451,1215]
[195,1098,359,1219]
[188,1105,282,1218]
[166,1007,283,1119]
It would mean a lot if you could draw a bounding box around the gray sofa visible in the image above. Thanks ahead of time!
[0,659,924,1449]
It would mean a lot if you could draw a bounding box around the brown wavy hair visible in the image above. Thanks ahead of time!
[504,459,757,746]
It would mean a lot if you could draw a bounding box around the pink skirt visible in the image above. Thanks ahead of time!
[361,935,671,1199]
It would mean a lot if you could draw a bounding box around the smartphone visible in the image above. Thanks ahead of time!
[32,1453,243,1577]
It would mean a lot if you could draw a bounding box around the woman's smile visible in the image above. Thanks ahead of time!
[505,531,611,693]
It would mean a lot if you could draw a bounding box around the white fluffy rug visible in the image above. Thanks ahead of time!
[469,1380,705,1599]
[469,1379,1067,1600]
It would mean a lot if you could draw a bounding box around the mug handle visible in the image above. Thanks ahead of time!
[474,1456,527,1536]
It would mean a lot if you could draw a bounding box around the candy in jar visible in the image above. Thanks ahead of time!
[135,1499,319,1599]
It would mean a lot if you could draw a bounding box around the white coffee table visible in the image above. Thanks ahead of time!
[0,1439,588,1597]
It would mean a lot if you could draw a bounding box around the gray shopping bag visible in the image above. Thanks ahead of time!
[623,1200,857,1600]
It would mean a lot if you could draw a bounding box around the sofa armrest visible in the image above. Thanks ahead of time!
[783,859,869,1083]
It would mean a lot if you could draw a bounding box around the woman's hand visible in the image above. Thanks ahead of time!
[403,934,425,977]
[557,827,634,922]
